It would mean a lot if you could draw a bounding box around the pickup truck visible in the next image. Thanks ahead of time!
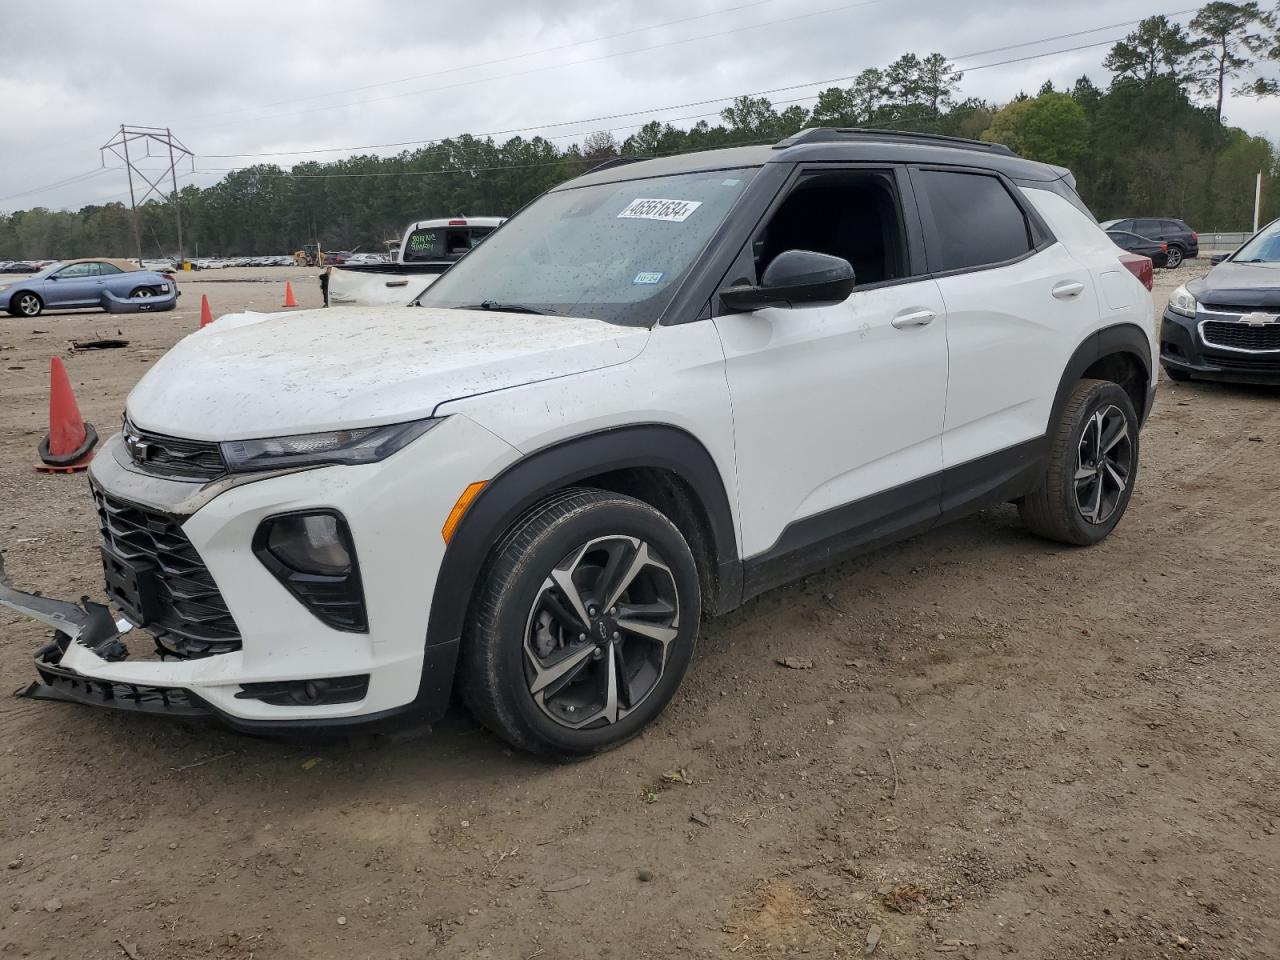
[326,217,504,306]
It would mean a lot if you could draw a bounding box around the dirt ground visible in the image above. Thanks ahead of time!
[0,263,1277,960]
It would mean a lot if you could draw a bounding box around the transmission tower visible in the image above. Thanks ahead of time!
[101,125,194,264]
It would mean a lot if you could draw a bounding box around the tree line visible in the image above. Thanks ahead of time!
[2,1,1278,260]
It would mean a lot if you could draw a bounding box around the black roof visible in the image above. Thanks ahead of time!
[563,127,1070,190]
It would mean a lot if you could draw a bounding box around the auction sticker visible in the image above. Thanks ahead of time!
[617,198,702,222]
[633,271,664,284]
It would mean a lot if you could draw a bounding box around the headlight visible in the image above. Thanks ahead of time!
[1168,284,1198,319]
[220,418,439,473]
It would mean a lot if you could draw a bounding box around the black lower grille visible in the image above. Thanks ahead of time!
[92,486,241,657]
[1201,320,1280,352]
[1203,351,1280,371]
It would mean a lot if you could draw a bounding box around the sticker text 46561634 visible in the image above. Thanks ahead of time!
[617,198,703,223]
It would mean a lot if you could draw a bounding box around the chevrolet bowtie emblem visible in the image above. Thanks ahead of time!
[1241,312,1276,327]
[124,433,150,462]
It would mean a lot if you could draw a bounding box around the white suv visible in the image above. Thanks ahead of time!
[1,129,1157,759]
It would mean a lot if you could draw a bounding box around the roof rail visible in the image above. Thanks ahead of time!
[774,127,1015,156]
[586,156,646,174]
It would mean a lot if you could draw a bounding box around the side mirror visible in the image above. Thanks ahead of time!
[47,274,59,280]
[720,249,856,312]
[1209,253,1228,265]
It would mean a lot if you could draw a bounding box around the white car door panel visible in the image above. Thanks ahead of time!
[715,278,948,558]
[936,241,1099,469]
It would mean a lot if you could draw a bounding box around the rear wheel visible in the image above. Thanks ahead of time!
[1019,379,1139,546]
[11,292,42,317]
[128,286,154,299]
[1164,245,1184,268]
[460,489,701,760]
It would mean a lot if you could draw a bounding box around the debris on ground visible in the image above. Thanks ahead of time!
[115,938,142,960]
[661,768,693,785]
[70,339,130,352]
[776,656,814,670]
[43,897,62,913]
[690,811,712,827]
[880,883,927,913]
[542,875,591,893]
[865,924,883,955]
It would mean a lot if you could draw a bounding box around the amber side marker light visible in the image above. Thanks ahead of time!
[442,481,488,543]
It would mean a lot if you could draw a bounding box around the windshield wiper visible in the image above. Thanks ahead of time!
[461,300,559,316]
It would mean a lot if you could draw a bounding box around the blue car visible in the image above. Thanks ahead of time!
[0,258,177,318]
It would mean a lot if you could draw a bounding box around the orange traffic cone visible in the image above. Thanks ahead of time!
[35,357,97,474]
[283,281,298,308]
[199,293,214,328]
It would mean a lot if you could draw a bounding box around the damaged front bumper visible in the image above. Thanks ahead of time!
[1,554,212,718]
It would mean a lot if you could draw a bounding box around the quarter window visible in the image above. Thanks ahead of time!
[97,262,122,275]
[920,170,1033,272]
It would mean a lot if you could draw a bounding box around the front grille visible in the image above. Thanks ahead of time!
[1201,320,1280,353]
[123,420,226,481]
[1203,351,1280,371]
[93,486,241,657]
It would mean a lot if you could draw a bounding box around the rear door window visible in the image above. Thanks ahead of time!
[404,227,445,261]
[1134,219,1162,237]
[918,170,1034,272]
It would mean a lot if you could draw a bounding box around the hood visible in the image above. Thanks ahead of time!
[1188,261,1280,308]
[127,305,649,440]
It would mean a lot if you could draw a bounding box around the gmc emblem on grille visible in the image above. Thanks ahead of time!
[1241,312,1276,327]
[124,432,151,463]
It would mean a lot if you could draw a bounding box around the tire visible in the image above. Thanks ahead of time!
[1164,245,1184,268]
[1018,379,1140,546]
[459,488,701,760]
[129,287,154,299]
[11,291,42,318]
[1163,364,1192,382]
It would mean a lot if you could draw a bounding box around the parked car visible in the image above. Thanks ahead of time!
[0,258,177,318]
[1100,217,1198,267]
[326,217,506,306]
[1107,229,1170,268]
[1160,216,1280,384]
[0,129,1156,759]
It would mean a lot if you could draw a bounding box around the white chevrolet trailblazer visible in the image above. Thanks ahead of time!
[1,129,1157,759]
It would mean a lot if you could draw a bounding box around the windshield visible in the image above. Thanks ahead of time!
[417,168,758,326]
[1233,220,1280,263]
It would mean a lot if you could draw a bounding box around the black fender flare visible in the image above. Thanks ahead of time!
[423,423,741,651]
[1049,323,1152,431]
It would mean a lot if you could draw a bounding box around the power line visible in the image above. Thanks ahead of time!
[0,167,117,204]
[201,11,1192,162]
[188,0,884,133]
[187,0,782,123]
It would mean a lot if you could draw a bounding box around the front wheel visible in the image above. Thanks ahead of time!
[1019,379,1140,546]
[11,292,42,317]
[1164,245,1184,268]
[1163,364,1192,382]
[460,489,701,760]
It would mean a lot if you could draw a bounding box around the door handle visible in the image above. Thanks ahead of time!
[1052,280,1085,300]
[891,308,937,329]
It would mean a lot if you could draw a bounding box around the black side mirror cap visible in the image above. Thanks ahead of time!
[720,249,856,312]
[1209,253,1228,265]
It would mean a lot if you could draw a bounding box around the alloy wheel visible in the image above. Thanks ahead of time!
[1074,404,1134,525]
[1165,247,1182,268]
[17,294,40,316]
[523,535,680,730]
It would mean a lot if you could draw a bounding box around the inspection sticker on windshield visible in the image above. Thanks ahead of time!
[617,198,702,222]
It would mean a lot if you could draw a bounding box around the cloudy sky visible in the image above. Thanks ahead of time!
[1,0,1275,213]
